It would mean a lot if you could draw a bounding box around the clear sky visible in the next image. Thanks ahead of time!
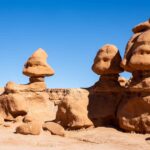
[0,0,149,88]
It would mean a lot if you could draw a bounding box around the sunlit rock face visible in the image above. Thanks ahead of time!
[1,20,150,136]
[92,44,123,75]
[0,48,57,135]
[89,44,124,126]
[121,19,150,72]
[117,19,150,133]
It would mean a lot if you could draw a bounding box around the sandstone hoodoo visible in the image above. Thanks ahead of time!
[0,48,57,135]
[1,19,150,137]
[23,48,55,83]
[88,44,123,126]
[92,44,123,92]
[117,19,150,133]
[120,19,150,90]
[92,44,123,75]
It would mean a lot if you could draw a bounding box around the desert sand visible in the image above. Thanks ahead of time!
[0,123,150,150]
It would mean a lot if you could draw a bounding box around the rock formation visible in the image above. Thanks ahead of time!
[118,19,150,133]
[53,89,93,129]
[89,44,123,126]
[92,44,123,92]
[0,48,58,135]
[1,20,150,136]
[23,48,54,83]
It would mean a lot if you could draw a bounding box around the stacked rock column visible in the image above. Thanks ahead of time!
[89,44,124,126]
[118,19,150,133]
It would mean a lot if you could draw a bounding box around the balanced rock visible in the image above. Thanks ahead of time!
[23,48,54,78]
[90,44,123,126]
[121,19,150,72]
[91,44,123,92]
[92,44,123,75]
[121,19,150,91]
[117,20,150,133]
[0,48,56,128]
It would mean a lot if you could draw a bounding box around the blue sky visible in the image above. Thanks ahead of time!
[0,0,149,88]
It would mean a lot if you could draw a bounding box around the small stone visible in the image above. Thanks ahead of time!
[16,121,42,135]
[43,122,65,136]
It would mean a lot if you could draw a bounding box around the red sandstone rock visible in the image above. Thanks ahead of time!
[132,19,150,33]
[23,48,55,78]
[92,44,123,75]
[16,120,42,135]
[43,122,65,136]
[55,89,93,129]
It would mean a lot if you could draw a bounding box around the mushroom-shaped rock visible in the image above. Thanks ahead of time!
[92,44,123,75]
[121,19,150,72]
[23,48,55,78]
[132,19,150,33]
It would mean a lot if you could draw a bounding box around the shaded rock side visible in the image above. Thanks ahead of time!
[117,92,150,133]
[88,92,122,126]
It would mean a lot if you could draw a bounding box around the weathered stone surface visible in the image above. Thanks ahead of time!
[117,93,150,133]
[118,19,150,133]
[43,122,65,136]
[0,116,4,125]
[121,20,150,72]
[26,92,56,122]
[132,19,150,33]
[92,44,123,75]
[88,92,122,126]
[0,84,56,122]
[91,74,123,92]
[0,48,56,126]
[6,94,28,117]
[0,94,28,119]
[121,33,142,71]
[23,48,54,77]
[55,89,93,129]
[16,120,42,135]
[5,81,46,93]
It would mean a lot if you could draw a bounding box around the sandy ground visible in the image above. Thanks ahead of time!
[0,122,150,150]
[0,87,150,150]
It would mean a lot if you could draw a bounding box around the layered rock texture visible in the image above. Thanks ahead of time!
[89,45,123,126]
[117,19,150,133]
[0,48,59,135]
[1,19,150,136]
